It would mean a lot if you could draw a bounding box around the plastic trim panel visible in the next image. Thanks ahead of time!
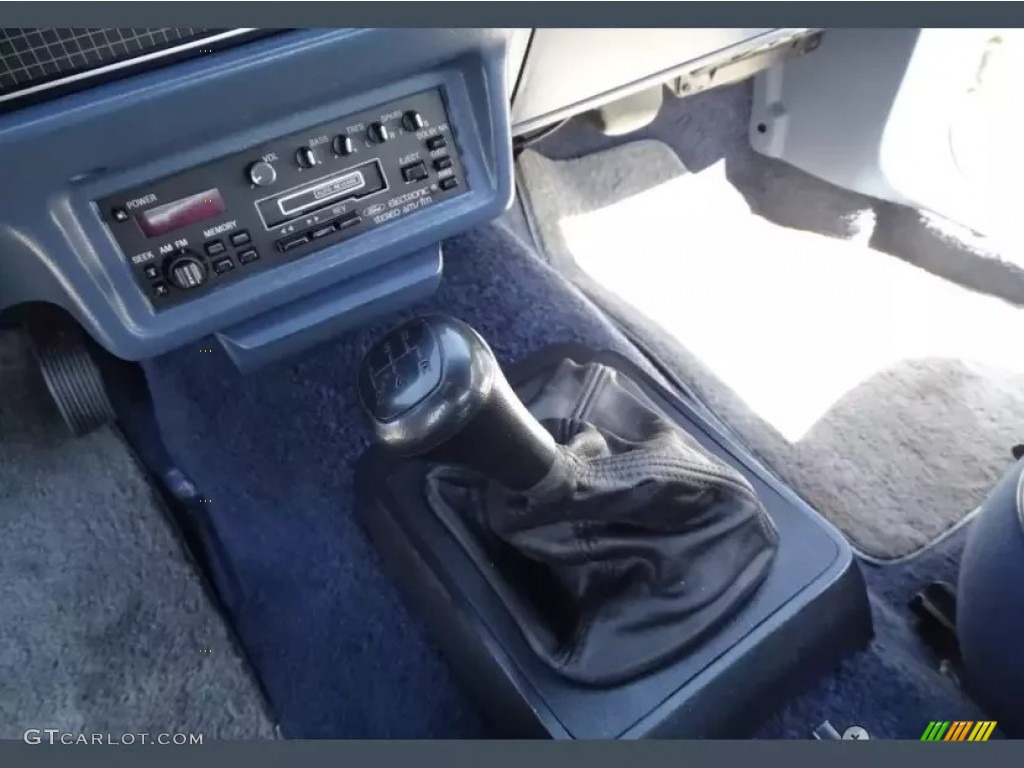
[0,28,515,360]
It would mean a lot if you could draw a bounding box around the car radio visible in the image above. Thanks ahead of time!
[98,87,467,310]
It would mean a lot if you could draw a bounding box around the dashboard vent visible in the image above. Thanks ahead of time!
[0,28,262,109]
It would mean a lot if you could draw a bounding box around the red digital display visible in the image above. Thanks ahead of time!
[136,188,226,238]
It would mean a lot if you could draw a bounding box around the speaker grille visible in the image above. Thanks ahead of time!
[0,28,250,106]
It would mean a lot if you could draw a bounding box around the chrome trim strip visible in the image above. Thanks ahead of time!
[0,28,258,104]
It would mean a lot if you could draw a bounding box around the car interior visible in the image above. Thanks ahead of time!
[1,26,1022,740]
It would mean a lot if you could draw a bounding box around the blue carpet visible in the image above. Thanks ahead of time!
[142,222,645,738]
[756,527,991,739]
[143,220,990,738]
[523,84,996,738]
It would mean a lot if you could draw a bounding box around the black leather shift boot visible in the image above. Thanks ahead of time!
[424,360,779,687]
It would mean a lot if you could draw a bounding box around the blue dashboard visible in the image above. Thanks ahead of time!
[0,26,793,370]
[0,29,516,368]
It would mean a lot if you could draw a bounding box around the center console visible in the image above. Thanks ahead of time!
[355,333,873,738]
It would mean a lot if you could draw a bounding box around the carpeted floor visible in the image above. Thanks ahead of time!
[756,524,993,739]
[532,80,1024,309]
[140,220,994,739]
[516,139,1024,561]
[0,330,275,740]
[141,223,656,739]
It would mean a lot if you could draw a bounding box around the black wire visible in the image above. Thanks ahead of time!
[512,117,571,156]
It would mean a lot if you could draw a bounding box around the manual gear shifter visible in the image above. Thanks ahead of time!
[355,315,864,730]
[358,315,779,686]
[357,315,560,491]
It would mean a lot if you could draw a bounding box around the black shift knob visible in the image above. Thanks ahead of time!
[358,315,559,491]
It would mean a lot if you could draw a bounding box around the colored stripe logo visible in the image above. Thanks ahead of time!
[920,721,997,741]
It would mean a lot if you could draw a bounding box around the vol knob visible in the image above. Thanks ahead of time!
[367,121,390,144]
[166,253,207,290]
[247,160,277,187]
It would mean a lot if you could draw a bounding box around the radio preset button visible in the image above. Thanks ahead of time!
[296,146,320,169]
[367,121,390,144]
[332,135,355,156]
[402,110,425,132]
[204,240,227,257]
[229,231,251,247]
[238,249,260,264]
[247,160,277,187]
[212,257,235,274]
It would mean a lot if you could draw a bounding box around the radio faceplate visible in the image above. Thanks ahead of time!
[98,88,467,310]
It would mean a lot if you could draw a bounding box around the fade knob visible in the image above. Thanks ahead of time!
[402,110,425,132]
